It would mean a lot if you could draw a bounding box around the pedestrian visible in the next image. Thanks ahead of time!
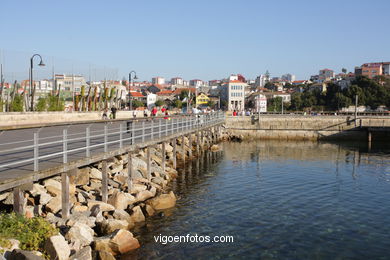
[164,109,169,119]
[102,109,108,120]
[144,109,148,118]
[233,110,237,116]
[152,107,158,117]
[111,106,117,119]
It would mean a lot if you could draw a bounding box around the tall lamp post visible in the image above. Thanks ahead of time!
[30,54,45,111]
[128,70,138,111]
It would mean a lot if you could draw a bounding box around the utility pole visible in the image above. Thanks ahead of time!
[281,98,284,115]
[354,94,358,127]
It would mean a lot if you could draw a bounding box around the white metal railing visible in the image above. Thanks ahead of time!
[0,112,225,172]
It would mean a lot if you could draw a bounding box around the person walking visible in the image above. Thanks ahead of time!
[102,109,108,120]
[111,106,117,119]
[152,107,158,117]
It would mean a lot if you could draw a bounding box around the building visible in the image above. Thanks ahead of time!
[129,91,146,102]
[247,93,267,113]
[156,90,175,101]
[319,69,335,82]
[54,74,87,95]
[152,77,165,85]
[254,75,267,88]
[189,79,203,87]
[308,82,327,92]
[355,62,390,78]
[219,80,247,111]
[196,93,210,107]
[146,93,157,109]
[171,77,183,85]
[263,92,291,103]
[281,73,296,83]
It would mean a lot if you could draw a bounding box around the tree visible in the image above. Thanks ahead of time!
[173,99,183,108]
[35,98,47,111]
[155,100,165,107]
[342,68,347,74]
[267,97,282,112]
[290,92,303,111]
[132,100,144,109]
[10,94,24,112]
[207,100,216,108]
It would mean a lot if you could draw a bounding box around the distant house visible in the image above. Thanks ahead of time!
[308,82,327,93]
[156,90,175,101]
[292,80,309,86]
[263,92,291,103]
[146,85,162,94]
[247,93,267,112]
[129,91,146,102]
[196,93,210,107]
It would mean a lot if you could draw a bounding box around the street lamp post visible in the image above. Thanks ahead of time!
[29,54,45,111]
[128,70,138,111]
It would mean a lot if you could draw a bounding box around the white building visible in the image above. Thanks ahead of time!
[255,75,267,88]
[54,74,87,94]
[281,73,296,83]
[171,77,183,85]
[146,93,157,110]
[152,77,165,85]
[37,79,54,93]
[190,79,203,87]
[219,80,247,111]
[256,94,267,112]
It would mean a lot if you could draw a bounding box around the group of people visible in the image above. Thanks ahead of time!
[103,106,170,120]
[102,106,118,120]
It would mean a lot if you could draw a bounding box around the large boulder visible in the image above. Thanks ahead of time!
[87,201,115,212]
[130,206,145,223]
[112,209,133,225]
[65,222,94,247]
[44,235,70,260]
[96,250,115,260]
[132,157,147,169]
[107,191,134,210]
[90,168,102,180]
[100,219,129,234]
[93,230,139,256]
[72,167,90,186]
[45,196,61,214]
[70,246,92,260]
[66,212,96,228]
[7,249,45,260]
[110,229,140,254]
[146,191,176,210]
[135,190,154,202]
[30,184,46,197]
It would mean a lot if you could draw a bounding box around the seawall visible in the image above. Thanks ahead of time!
[225,115,390,141]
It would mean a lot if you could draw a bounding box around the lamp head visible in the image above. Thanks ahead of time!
[134,75,138,80]
[38,60,45,67]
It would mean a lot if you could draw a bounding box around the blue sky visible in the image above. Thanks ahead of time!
[1,0,390,82]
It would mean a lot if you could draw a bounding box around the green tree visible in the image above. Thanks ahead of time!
[155,99,165,107]
[290,92,303,110]
[10,94,24,112]
[207,100,215,108]
[35,97,47,112]
[132,100,144,109]
[267,97,282,112]
[173,99,183,108]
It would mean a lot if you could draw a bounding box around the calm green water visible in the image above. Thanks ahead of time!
[123,140,390,260]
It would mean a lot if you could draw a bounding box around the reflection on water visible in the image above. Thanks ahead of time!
[122,140,390,260]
